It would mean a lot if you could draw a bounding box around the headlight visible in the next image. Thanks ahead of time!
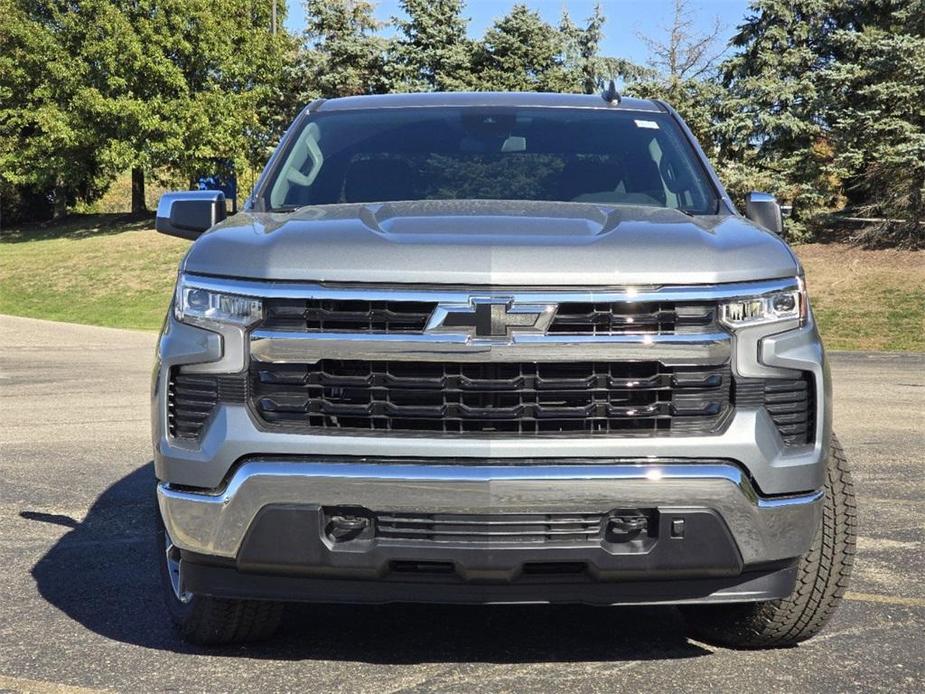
[719,280,806,329]
[174,275,263,327]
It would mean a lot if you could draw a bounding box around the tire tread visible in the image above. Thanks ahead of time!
[683,435,856,648]
[179,597,284,645]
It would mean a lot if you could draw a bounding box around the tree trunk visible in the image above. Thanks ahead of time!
[52,178,67,220]
[131,167,146,214]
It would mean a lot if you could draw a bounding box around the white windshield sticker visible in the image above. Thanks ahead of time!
[634,119,660,129]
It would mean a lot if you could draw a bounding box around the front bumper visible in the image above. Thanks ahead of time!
[154,277,831,604]
[158,459,822,604]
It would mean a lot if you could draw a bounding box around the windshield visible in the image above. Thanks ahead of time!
[264,106,718,214]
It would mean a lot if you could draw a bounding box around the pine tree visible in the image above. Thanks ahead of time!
[558,5,605,94]
[717,0,842,233]
[389,0,474,92]
[558,5,648,94]
[474,4,567,92]
[301,0,387,98]
[823,0,925,248]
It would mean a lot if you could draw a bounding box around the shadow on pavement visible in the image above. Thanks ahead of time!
[27,463,711,662]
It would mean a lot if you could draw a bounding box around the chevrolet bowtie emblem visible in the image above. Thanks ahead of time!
[426,298,556,340]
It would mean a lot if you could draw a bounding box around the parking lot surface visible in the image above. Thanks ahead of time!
[0,315,922,693]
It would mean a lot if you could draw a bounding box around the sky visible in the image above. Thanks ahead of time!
[284,0,753,68]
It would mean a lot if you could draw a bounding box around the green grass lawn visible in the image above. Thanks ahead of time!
[0,214,187,330]
[796,244,925,352]
[2,214,923,349]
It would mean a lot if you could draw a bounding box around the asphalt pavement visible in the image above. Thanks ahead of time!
[0,314,922,693]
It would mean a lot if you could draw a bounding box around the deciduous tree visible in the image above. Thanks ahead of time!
[1,0,292,219]
[0,0,127,220]
[627,0,724,155]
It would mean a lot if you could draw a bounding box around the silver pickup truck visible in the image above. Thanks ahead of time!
[152,91,855,647]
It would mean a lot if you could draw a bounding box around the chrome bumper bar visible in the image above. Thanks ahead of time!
[249,330,732,364]
[157,461,822,565]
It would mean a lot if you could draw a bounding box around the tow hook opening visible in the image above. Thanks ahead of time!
[605,510,655,543]
[324,509,373,542]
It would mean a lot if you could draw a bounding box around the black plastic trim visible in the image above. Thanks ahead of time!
[181,559,798,606]
[225,504,744,581]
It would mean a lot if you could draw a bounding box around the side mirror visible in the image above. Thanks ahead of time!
[155,191,226,240]
[744,192,784,235]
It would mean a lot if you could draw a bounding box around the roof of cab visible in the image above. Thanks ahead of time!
[312,91,664,113]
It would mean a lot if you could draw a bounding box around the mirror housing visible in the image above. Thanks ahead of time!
[745,192,784,235]
[155,191,226,240]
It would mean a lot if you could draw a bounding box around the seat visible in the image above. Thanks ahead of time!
[556,159,625,202]
[622,153,667,206]
[344,158,419,203]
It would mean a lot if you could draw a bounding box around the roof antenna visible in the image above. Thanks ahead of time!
[600,79,621,105]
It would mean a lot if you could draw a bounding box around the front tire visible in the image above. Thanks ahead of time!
[156,508,283,645]
[682,435,857,648]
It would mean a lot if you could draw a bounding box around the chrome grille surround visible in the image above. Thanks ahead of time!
[174,275,803,438]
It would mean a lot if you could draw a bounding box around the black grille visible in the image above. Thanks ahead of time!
[376,511,606,544]
[167,371,246,440]
[764,376,814,445]
[168,372,219,440]
[250,360,731,435]
[548,302,716,335]
[735,374,815,446]
[262,298,436,333]
[260,298,717,335]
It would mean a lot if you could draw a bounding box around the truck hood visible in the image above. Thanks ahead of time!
[182,200,799,286]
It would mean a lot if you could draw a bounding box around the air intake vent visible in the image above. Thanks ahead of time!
[734,373,815,446]
[166,371,246,440]
[763,375,814,445]
[376,511,606,545]
[167,372,219,440]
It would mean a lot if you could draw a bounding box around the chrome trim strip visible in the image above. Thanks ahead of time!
[165,461,823,506]
[157,461,824,562]
[756,489,824,509]
[190,462,759,498]
[183,274,799,304]
[249,330,732,363]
